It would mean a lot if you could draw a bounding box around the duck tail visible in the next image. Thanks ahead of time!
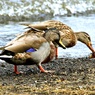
[20,23,30,26]
[0,44,11,50]
[20,22,47,31]
[0,55,13,59]
[0,46,6,50]
[20,23,42,32]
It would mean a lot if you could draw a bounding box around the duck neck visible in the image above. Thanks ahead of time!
[75,32,95,52]
[75,32,86,44]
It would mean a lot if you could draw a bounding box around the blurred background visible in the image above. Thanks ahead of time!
[0,0,95,58]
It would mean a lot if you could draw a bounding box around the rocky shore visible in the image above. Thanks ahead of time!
[0,57,95,95]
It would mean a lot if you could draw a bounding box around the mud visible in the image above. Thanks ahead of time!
[0,57,95,95]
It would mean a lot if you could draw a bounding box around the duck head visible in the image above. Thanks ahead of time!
[75,32,95,53]
[43,28,66,49]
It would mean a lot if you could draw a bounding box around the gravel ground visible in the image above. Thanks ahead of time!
[0,57,95,95]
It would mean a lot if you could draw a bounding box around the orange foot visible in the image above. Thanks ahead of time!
[38,65,55,73]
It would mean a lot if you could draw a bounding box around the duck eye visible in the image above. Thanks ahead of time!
[84,33,91,41]
[88,36,91,41]
[86,35,91,41]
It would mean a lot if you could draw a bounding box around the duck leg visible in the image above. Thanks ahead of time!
[37,63,54,73]
[38,65,46,73]
[14,65,20,74]
[55,48,58,59]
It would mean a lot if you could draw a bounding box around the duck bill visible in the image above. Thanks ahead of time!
[87,42,95,53]
[87,42,95,58]
[58,39,66,49]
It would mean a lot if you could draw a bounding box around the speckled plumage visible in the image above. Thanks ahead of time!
[22,20,95,52]
[0,28,65,73]
[23,20,77,48]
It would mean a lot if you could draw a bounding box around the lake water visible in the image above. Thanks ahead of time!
[0,0,95,58]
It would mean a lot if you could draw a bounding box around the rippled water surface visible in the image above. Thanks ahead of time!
[0,0,95,58]
[0,0,95,22]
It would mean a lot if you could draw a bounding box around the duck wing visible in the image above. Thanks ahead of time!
[20,20,72,31]
[0,28,45,54]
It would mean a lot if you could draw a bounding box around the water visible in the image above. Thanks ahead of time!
[0,0,95,23]
[0,0,95,58]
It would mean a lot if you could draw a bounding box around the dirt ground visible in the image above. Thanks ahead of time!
[0,57,95,95]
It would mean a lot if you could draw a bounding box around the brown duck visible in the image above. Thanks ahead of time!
[0,28,66,74]
[21,20,95,57]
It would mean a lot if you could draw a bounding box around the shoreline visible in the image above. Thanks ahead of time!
[0,57,95,95]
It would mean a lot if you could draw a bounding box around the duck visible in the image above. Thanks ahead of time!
[21,20,95,57]
[21,20,76,58]
[0,28,66,74]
